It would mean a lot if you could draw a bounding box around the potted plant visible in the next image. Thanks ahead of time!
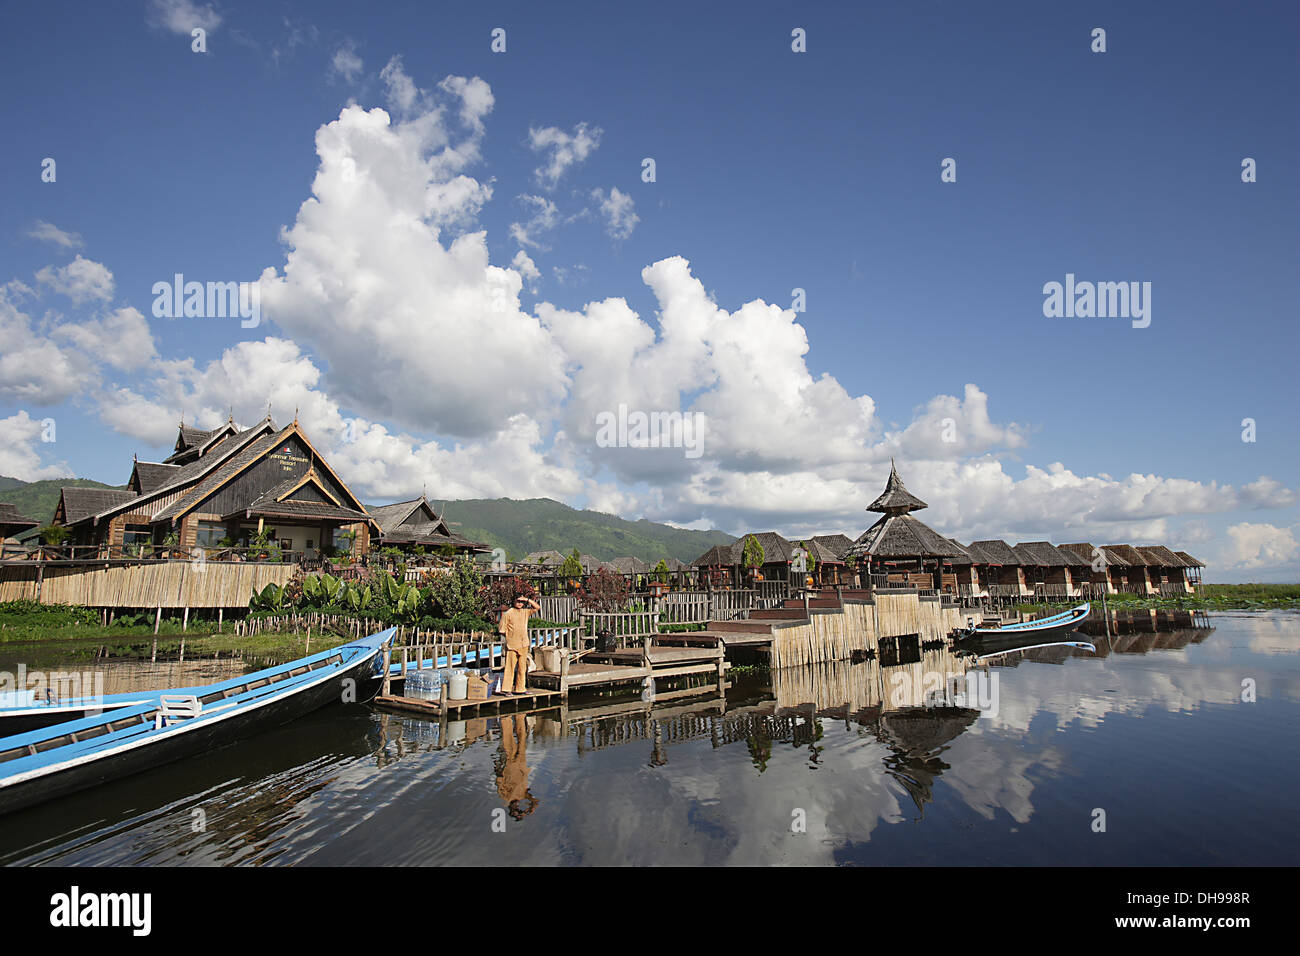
[743,535,765,583]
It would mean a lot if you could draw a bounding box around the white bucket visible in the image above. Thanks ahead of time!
[447,670,468,701]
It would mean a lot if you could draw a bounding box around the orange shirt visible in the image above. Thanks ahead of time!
[501,607,534,651]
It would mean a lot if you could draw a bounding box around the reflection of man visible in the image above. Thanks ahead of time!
[500,595,539,694]
[496,713,538,820]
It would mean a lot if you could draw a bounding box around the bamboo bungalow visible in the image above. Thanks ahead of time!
[366,495,489,557]
[1059,542,1141,594]
[53,417,378,564]
[1101,544,1157,594]
[1011,541,1084,599]
[1135,545,1196,595]
[964,540,1027,598]
[1175,551,1205,590]
[844,463,969,589]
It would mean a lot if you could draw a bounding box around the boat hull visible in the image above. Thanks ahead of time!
[0,639,388,817]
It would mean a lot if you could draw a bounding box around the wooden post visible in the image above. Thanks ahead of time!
[437,680,449,748]
[182,606,189,632]
[380,640,392,698]
[560,647,570,698]
[154,606,161,634]
[217,607,223,632]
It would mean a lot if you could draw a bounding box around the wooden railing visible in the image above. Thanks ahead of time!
[578,610,659,647]
[539,594,579,623]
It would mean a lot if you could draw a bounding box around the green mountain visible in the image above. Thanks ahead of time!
[434,497,734,564]
[0,476,126,527]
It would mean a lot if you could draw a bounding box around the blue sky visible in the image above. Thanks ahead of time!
[1,0,1297,579]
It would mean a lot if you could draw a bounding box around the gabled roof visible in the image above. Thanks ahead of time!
[799,538,845,565]
[965,540,1022,565]
[152,422,375,529]
[164,420,241,465]
[1174,550,1205,568]
[524,549,566,565]
[57,487,138,524]
[867,461,928,514]
[809,533,853,560]
[0,503,38,533]
[367,496,450,537]
[603,556,649,574]
[1134,545,1186,567]
[846,514,969,560]
[1059,543,1104,566]
[1012,541,1072,567]
[129,461,180,495]
[1102,544,1147,567]
[692,542,740,567]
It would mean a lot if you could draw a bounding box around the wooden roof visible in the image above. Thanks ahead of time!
[1012,541,1083,567]
[523,549,566,565]
[846,513,969,560]
[809,533,853,560]
[0,503,38,533]
[867,461,928,514]
[1174,550,1205,568]
[56,487,138,525]
[965,540,1022,565]
[1102,544,1147,567]
[1134,545,1187,567]
[129,461,180,494]
[603,556,649,574]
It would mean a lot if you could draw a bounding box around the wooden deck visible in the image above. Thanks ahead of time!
[375,684,562,717]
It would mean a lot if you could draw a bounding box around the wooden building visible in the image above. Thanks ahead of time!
[844,462,969,589]
[0,503,38,559]
[1011,541,1086,598]
[53,417,378,564]
[366,495,488,556]
[964,540,1027,598]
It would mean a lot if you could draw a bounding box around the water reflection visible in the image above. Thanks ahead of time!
[1,614,1297,865]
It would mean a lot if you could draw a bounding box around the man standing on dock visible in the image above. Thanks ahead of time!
[500,594,540,694]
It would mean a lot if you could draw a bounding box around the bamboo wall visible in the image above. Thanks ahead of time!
[766,594,980,669]
[0,562,297,608]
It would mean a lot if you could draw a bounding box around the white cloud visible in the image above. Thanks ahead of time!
[330,45,363,84]
[54,307,157,372]
[511,250,540,288]
[147,0,221,35]
[27,221,83,250]
[1220,522,1299,570]
[528,122,602,189]
[509,194,560,249]
[35,255,114,304]
[591,187,639,241]
[258,75,558,440]
[0,410,68,482]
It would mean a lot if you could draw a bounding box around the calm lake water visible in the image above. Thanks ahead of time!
[1,611,1297,866]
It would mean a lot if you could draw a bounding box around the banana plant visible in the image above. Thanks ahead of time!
[249,581,285,612]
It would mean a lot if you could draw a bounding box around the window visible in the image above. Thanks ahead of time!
[194,521,226,547]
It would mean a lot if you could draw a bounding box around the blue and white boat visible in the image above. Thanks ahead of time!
[0,628,393,816]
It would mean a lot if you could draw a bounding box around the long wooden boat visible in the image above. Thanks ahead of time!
[0,628,394,816]
[955,603,1092,655]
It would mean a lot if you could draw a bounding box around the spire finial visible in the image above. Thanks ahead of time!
[293,406,299,426]
[266,402,272,421]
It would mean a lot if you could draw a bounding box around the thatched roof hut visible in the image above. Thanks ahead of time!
[966,540,1022,566]
[846,463,967,567]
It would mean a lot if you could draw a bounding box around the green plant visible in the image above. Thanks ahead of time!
[559,549,583,578]
[743,535,765,571]
[38,524,69,546]
[653,559,670,584]
[425,557,484,619]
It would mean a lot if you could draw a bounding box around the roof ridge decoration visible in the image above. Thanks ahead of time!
[867,459,928,514]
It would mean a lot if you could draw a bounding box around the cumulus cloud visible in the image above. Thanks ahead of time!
[0,410,68,482]
[35,255,114,304]
[27,221,83,250]
[1220,522,1299,570]
[528,122,602,189]
[53,307,157,372]
[591,187,639,240]
[511,250,540,288]
[147,0,221,35]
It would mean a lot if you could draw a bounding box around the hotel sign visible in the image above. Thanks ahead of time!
[270,444,308,473]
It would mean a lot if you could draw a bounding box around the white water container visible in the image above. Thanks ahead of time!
[447,670,468,701]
